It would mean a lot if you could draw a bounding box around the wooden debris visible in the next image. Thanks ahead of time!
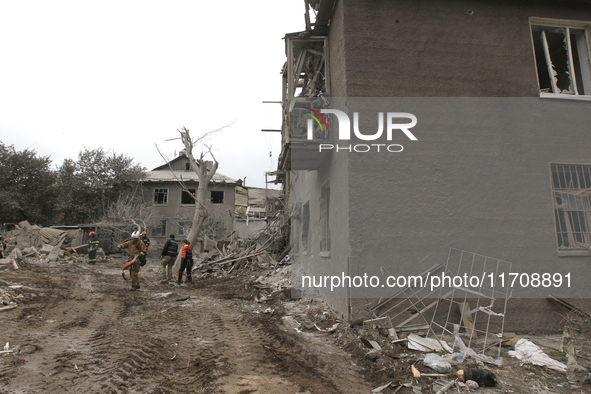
[0,305,17,312]
[371,381,392,393]
[549,294,591,318]
[434,379,457,394]
[459,302,478,338]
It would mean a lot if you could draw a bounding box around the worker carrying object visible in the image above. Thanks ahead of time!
[177,239,193,286]
[88,231,99,265]
[116,231,147,291]
[160,234,179,283]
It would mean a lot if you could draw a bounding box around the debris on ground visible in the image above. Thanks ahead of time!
[508,338,567,372]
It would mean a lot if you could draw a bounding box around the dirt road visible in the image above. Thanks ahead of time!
[0,258,373,394]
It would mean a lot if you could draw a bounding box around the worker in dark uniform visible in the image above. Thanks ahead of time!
[116,231,147,291]
[160,234,179,283]
[177,239,193,286]
[88,231,99,265]
[140,231,150,264]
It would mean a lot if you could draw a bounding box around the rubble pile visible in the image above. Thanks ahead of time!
[1,220,102,266]
[194,216,289,277]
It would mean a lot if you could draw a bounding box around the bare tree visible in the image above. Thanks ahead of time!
[158,123,234,270]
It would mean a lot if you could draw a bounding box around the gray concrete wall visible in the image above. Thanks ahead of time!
[340,0,591,97]
[142,181,235,244]
[346,98,591,331]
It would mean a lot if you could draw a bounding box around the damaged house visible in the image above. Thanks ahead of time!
[278,0,591,332]
[142,154,238,249]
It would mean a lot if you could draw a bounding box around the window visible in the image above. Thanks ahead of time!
[320,183,330,254]
[301,201,310,252]
[211,191,224,204]
[178,221,192,237]
[181,189,196,205]
[185,162,191,170]
[531,19,591,96]
[550,164,591,255]
[154,189,168,205]
[151,220,167,237]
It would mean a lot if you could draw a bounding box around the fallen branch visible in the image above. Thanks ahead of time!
[212,250,268,266]
[0,305,17,312]
[434,379,457,394]
[262,344,283,361]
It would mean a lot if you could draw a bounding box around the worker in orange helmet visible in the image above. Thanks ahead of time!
[88,231,99,265]
[177,239,193,286]
[116,231,147,291]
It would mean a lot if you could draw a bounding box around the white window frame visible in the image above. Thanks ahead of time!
[530,17,591,100]
[550,163,591,256]
[154,188,168,205]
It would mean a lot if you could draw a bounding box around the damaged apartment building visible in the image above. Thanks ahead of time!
[278,0,591,332]
[142,154,238,249]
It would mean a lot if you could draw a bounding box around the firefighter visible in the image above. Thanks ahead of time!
[140,231,150,264]
[88,231,99,265]
[160,234,179,283]
[140,231,150,250]
[116,231,147,291]
[177,239,193,286]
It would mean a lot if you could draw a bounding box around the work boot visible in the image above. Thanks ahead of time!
[186,275,192,285]
[129,287,137,291]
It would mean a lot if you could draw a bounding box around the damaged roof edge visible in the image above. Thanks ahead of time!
[312,0,336,32]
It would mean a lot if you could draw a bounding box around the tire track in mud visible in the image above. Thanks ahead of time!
[2,264,373,394]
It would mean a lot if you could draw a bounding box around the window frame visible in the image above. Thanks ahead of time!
[151,220,167,237]
[530,17,591,100]
[211,190,224,204]
[319,182,331,257]
[153,188,168,205]
[180,189,196,205]
[549,163,591,256]
[301,201,310,254]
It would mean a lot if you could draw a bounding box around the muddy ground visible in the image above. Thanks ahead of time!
[0,256,589,394]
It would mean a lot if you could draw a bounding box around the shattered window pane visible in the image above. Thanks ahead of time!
[181,189,196,205]
[211,191,224,204]
[154,188,168,205]
[532,23,590,96]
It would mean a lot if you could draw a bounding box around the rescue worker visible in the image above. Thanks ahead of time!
[116,231,147,291]
[0,235,6,259]
[160,234,179,283]
[88,231,99,265]
[140,231,150,250]
[140,231,150,264]
[177,239,193,286]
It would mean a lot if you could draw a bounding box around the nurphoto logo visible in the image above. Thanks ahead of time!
[306,108,418,153]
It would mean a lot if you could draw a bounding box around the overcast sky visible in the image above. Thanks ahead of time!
[0,1,305,188]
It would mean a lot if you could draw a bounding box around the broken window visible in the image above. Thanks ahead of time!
[531,20,591,96]
[551,164,591,252]
[178,221,192,237]
[211,191,224,204]
[154,189,168,205]
[320,184,330,253]
[151,220,167,237]
[302,201,310,252]
[181,189,196,205]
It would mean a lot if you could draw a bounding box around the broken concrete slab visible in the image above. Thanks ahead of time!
[407,333,452,353]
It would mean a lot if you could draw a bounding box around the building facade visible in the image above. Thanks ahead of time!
[142,155,238,250]
[279,0,591,331]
